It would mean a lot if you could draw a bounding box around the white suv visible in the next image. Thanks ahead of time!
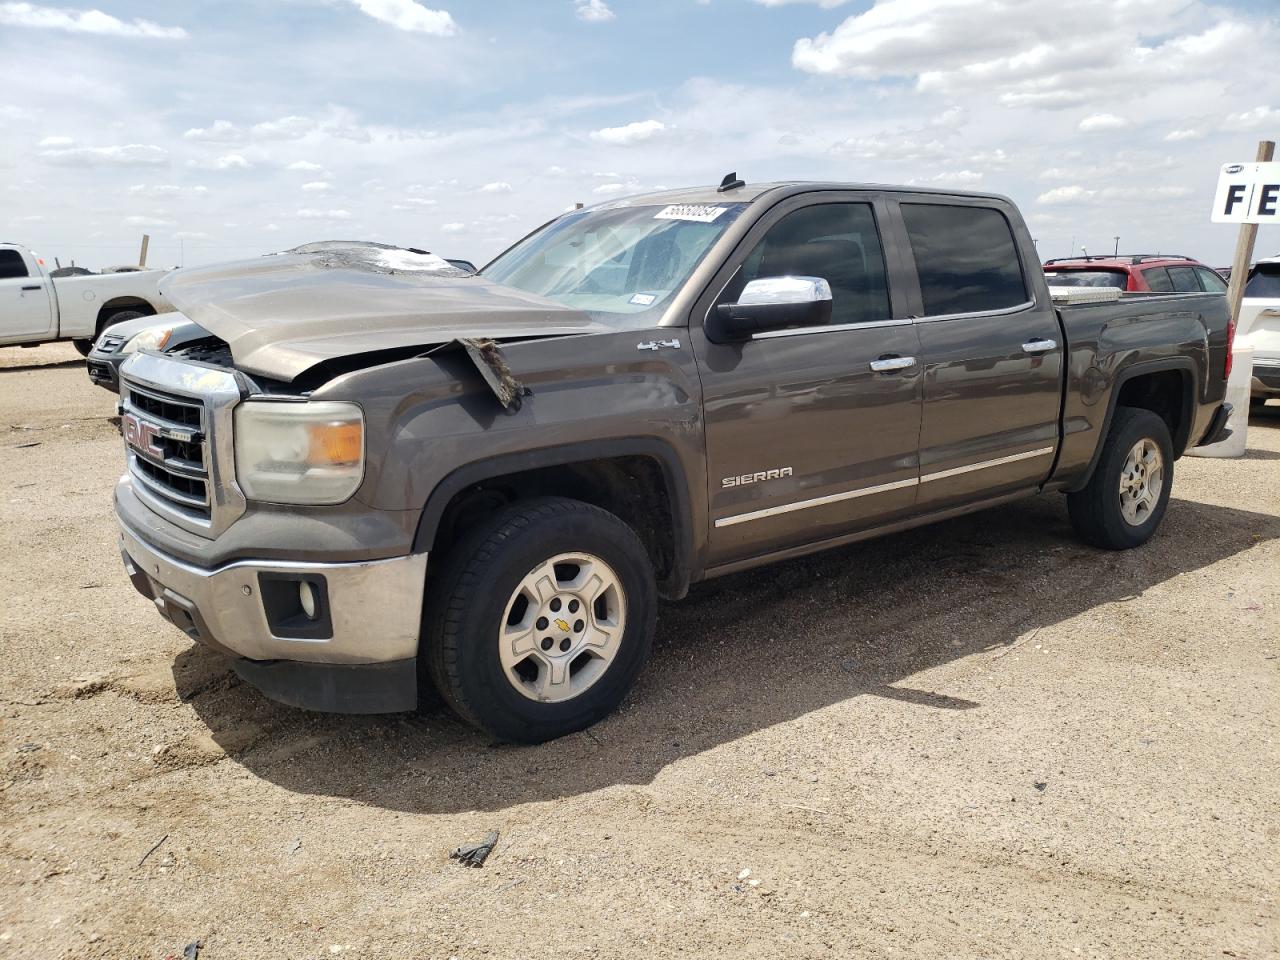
[1241,257,1280,411]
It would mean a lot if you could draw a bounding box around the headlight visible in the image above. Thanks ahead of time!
[233,401,364,505]
[121,326,175,354]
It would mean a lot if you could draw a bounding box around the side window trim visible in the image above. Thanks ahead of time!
[695,192,904,336]
[892,197,1034,321]
[909,297,1039,325]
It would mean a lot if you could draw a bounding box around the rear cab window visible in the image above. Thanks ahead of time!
[900,203,1028,315]
[0,250,29,280]
[1245,263,1280,298]
[1043,269,1129,289]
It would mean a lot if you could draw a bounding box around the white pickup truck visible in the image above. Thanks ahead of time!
[0,242,173,354]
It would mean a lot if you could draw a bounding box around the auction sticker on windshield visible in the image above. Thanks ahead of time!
[654,204,730,223]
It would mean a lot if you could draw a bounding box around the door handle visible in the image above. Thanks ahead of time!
[869,356,917,372]
[21,284,41,292]
[1021,338,1057,355]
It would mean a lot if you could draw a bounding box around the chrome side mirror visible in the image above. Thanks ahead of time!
[710,276,833,341]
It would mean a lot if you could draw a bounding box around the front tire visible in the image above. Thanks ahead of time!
[423,497,656,743]
[1067,407,1174,550]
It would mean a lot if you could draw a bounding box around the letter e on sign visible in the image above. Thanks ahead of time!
[1212,161,1280,223]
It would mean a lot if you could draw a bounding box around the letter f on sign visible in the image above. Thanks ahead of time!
[1225,184,1247,216]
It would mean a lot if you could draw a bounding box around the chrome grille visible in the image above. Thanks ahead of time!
[118,352,246,539]
[122,383,210,520]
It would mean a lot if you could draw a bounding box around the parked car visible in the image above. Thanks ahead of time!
[1239,255,1280,409]
[85,313,205,393]
[112,180,1232,742]
[84,245,478,391]
[1043,254,1228,294]
[0,242,173,354]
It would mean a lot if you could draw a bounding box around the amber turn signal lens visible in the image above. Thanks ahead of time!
[308,421,363,466]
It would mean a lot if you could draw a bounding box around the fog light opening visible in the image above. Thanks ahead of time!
[299,579,319,620]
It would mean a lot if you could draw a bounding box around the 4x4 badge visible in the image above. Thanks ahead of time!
[637,338,681,351]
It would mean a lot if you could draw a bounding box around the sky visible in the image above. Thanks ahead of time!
[3,0,1280,271]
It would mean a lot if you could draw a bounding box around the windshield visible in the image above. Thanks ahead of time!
[1043,269,1128,288]
[482,202,747,320]
[1245,264,1280,299]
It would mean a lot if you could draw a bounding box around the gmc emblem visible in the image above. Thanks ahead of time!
[122,412,166,460]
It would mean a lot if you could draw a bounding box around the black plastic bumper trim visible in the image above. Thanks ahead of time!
[231,656,418,714]
[1197,402,1233,448]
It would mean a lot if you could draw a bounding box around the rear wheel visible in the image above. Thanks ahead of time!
[423,497,656,743]
[1067,407,1174,550]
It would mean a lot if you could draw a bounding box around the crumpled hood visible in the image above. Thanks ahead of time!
[158,242,608,381]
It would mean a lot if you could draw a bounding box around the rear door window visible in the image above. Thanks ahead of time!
[0,250,29,280]
[900,204,1027,316]
[1167,266,1203,292]
[1244,264,1280,298]
[1195,267,1228,293]
[1142,267,1174,292]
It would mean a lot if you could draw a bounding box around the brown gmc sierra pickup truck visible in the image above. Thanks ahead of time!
[113,179,1234,742]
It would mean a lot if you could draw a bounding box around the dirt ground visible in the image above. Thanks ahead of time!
[0,342,1276,960]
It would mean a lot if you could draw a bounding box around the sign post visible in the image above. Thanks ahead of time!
[1215,140,1277,324]
[1197,140,1276,457]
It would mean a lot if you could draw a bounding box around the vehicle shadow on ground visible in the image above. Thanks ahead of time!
[176,492,1280,814]
[0,358,83,373]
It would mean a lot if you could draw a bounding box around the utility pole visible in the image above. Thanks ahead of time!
[138,234,150,268]
[1113,235,1120,256]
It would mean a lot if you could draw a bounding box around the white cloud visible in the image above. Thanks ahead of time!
[345,0,456,35]
[575,0,615,22]
[295,208,352,220]
[590,119,665,145]
[39,143,167,166]
[122,215,175,227]
[479,180,512,193]
[911,169,985,186]
[127,183,196,197]
[190,153,250,171]
[753,0,850,5]
[301,181,332,192]
[287,160,325,172]
[1078,113,1127,132]
[592,181,640,195]
[1225,105,1280,130]
[172,230,212,240]
[790,0,1257,110]
[184,116,318,143]
[183,120,239,142]
[440,222,466,233]
[1037,185,1094,205]
[1163,128,1203,142]
[0,2,187,38]
[392,196,437,208]
[37,135,74,148]
[251,115,316,140]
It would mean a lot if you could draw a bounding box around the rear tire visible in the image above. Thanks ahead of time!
[1067,407,1174,550]
[422,497,656,743]
[71,339,93,357]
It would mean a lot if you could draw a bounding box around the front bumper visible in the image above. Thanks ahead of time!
[86,354,122,392]
[119,521,427,713]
